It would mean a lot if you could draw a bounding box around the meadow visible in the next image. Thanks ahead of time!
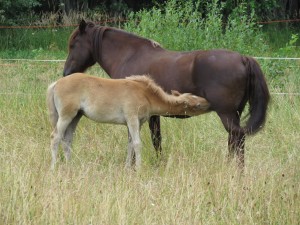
[0,56,299,224]
[1,1,300,223]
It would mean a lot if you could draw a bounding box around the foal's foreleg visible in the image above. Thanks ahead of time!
[125,130,134,168]
[126,119,142,170]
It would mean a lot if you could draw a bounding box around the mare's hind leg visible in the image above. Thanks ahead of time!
[50,117,73,170]
[149,116,162,155]
[228,133,245,168]
[62,113,82,163]
[217,112,245,168]
[228,129,245,168]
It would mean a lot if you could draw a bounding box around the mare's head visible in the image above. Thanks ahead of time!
[63,20,96,76]
[171,90,210,115]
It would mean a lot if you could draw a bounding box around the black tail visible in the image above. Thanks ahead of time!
[244,56,270,135]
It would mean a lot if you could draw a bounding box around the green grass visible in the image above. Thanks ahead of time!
[0,27,73,51]
[0,59,299,224]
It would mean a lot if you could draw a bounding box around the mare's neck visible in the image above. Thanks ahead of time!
[99,29,161,77]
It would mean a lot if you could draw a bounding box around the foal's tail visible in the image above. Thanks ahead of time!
[46,82,58,128]
[243,56,270,135]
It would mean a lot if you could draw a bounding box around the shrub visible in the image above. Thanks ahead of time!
[124,0,269,55]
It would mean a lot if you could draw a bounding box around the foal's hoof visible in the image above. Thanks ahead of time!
[124,164,140,172]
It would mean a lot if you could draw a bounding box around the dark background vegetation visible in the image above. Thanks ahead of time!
[1,0,300,25]
[0,0,299,61]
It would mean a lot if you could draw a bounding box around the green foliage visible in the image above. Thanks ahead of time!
[224,3,266,54]
[224,0,281,20]
[253,0,281,20]
[260,33,300,89]
[0,0,295,27]
[278,33,299,56]
[0,0,41,25]
[125,0,268,55]
[125,0,202,51]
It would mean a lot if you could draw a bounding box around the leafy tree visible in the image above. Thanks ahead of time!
[0,0,41,25]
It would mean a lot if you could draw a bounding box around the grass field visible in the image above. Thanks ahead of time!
[0,60,299,224]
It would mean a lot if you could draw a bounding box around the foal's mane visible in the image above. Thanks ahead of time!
[126,75,179,103]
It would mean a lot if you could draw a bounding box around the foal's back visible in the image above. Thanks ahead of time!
[54,73,151,124]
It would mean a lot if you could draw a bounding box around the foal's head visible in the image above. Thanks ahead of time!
[63,20,96,76]
[171,90,210,115]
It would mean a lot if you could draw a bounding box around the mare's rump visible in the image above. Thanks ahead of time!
[191,52,269,135]
[192,51,248,111]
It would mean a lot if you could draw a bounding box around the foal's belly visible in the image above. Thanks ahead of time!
[84,110,127,124]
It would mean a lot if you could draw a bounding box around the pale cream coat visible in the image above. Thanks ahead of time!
[47,73,210,170]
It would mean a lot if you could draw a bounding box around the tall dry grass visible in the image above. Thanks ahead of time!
[0,61,299,224]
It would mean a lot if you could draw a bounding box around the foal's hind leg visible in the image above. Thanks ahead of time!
[62,113,82,163]
[50,117,73,170]
[50,127,60,170]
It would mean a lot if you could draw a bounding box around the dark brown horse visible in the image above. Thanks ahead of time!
[63,20,270,167]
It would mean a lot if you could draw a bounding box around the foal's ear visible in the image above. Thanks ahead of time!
[171,90,181,96]
[79,19,87,33]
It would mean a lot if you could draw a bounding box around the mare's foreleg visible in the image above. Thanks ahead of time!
[62,113,82,163]
[149,116,162,155]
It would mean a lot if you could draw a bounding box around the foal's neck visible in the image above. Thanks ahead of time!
[148,93,186,116]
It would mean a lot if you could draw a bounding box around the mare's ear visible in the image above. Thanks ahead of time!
[79,19,87,33]
[171,90,181,96]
